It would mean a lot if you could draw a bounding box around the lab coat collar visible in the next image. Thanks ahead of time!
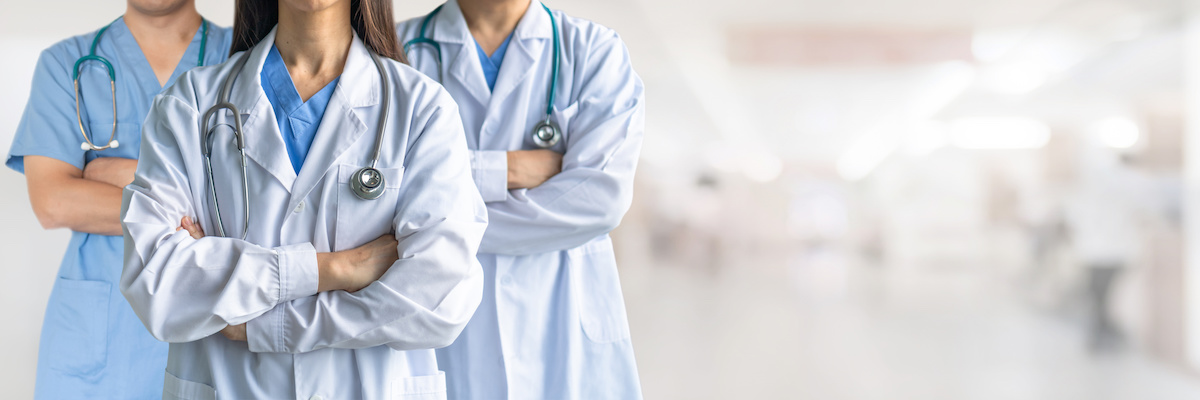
[224,27,378,199]
[512,0,553,41]
[436,0,551,108]
[489,1,552,110]
[287,34,377,211]
[226,27,295,191]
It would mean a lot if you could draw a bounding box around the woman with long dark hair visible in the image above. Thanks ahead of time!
[120,0,487,398]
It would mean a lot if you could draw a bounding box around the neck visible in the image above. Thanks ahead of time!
[275,1,353,100]
[459,0,529,50]
[124,2,202,42]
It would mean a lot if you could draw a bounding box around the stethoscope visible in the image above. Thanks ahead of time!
[75,18,209,151]
[200,47,392,239]
[403,3,564,148]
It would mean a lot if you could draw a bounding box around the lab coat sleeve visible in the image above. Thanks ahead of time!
[470,150,509,202]
[245,94,487,353]
[477,31,645,255]
[121,94,321,343]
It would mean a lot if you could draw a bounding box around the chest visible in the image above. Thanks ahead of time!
[408,41,579,153]
[194,107,409,253]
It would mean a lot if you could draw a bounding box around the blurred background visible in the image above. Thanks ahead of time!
[2,0,1200,399]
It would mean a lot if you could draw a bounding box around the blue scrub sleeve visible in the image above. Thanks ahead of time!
[8,49,90,174]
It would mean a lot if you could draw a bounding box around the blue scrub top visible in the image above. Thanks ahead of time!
[6,17,231,400]
[261,45,341,173]
[474,33,513,91]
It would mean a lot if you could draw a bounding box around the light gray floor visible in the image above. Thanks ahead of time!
[622,243,1200,400]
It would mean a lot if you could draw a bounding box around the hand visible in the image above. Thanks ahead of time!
[507,150,562,189]
[220,323,247,341]
[82,157,138,188]
[176,216,205,239]
[317,234,399,293]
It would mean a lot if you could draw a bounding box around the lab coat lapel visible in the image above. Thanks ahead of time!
[488,0,550,110]
[286,34,376,213]
[225,28,298,190]
[435,1,490,107]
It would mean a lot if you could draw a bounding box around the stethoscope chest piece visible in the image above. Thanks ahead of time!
[350,167,386,200]
[532,119,562,148]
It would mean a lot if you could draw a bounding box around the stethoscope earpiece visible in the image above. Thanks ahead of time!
[350,167,386,200]
[81,139,118,151]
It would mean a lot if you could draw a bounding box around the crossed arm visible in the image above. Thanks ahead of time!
[23,156,139,236]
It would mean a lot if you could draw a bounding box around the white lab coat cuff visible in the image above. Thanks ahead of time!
[246,306,284,353]
[470,150,508,202]
[277,243,319,304]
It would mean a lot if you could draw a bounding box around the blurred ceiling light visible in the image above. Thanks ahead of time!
[705,141,784,183]
[742,151,783,183]
[950,117,1050,149]
[837,134,899,181]
[980,62,1048,94]
[837,63,974,181]
[1088,117,1140,149]
[903,121,949,156]
[971,27,1032,62]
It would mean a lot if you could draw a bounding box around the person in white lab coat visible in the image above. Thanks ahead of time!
[120,0,487,398]
[397,1,645,398]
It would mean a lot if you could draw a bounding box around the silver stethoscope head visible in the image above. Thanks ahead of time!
[531,118,561,148]
[349,49,392,201]
[406,4,566,150]
[201,46,393,239]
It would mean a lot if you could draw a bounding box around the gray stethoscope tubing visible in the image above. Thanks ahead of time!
[76,18,209,151]
[200,48,391,238]
[404,4,564,148]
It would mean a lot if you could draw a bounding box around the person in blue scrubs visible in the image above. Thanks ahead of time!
[6,1,231,398]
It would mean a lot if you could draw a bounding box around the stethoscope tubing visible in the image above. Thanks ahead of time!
[404,4,563,148]
[75,18,209,152]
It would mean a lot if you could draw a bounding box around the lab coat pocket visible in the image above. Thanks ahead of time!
[335,164,405,250]
[570,236,632,344]
[391,371,447,400]
[541,103,579,151]
[163,371,216,400]
[42,277,110,375]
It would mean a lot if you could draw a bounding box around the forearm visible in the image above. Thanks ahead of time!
[122,188,320,343]
[479,170,630,254]
[83,157,137,188]
[247,220,486,353]
[32,175,125,236]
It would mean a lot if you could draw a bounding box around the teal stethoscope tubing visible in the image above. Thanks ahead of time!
[404,4,564,148]
[74,18,209,151]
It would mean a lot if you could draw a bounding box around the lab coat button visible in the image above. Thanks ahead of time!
[295,201,305,213]
[309,395,323,400]
[501,276,514,286]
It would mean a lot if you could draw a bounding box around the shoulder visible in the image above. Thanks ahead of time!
[395,15,425,41]
[204,22,236,61]
[157,51,246,114]
[34,28,107,74]
[551,10,628,56]
[379,56,459,113]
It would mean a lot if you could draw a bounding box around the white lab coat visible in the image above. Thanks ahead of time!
[398,2,645,399]
[120,29,487,400]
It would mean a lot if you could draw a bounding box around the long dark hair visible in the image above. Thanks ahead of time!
[229,0,405,62]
